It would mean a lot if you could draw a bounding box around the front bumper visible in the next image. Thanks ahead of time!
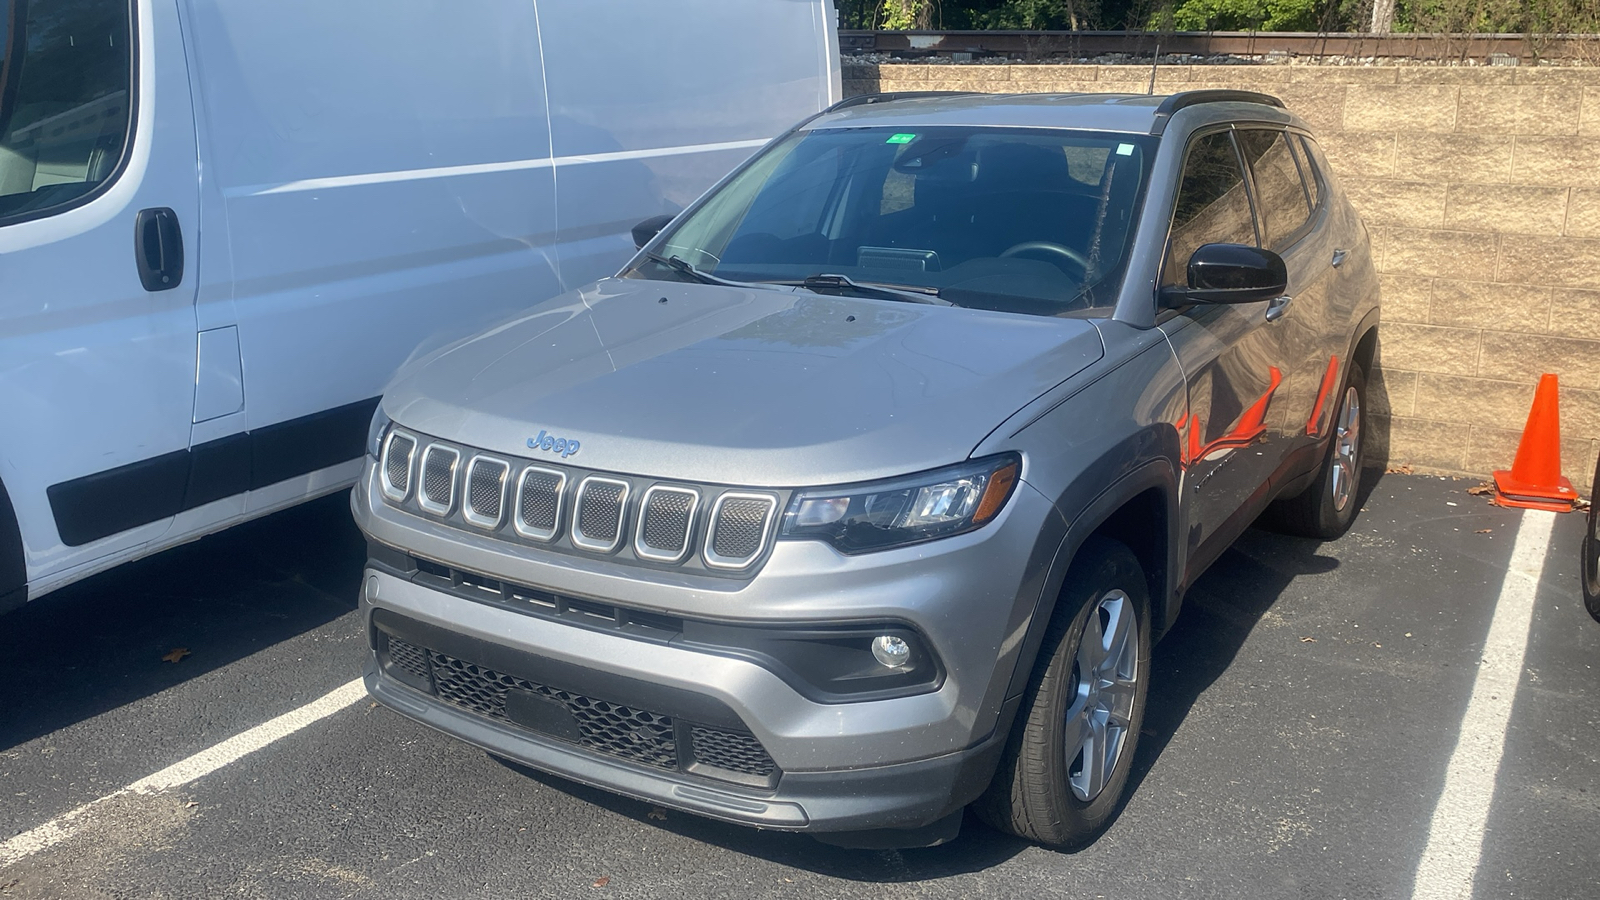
[354,462,1061,833]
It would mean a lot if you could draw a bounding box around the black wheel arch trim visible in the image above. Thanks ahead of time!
[1002,454,1180,702]
[0,473,25,614]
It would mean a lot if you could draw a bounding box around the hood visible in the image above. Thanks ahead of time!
[385,277,1104,486]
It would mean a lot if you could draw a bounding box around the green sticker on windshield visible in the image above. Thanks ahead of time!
[885,133,916,144]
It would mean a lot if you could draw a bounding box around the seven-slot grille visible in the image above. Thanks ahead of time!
[705,494,778,569]
[378,435,778,570]
[417,445,460,515]
[463,457,509,529]
[635,486,698,562]
[381,432,417,501]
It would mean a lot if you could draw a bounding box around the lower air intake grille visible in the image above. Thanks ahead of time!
[380,633,780,784]
[424,643,678,769]
[690,725,777,778]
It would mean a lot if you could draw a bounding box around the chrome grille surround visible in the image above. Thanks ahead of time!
[512,466,567,542]
[462,456,510,530]
[634,485,700,563]
[380,431,417,502]
[571,476,630,553]
[703,493,779,570]
[417,444,461,516]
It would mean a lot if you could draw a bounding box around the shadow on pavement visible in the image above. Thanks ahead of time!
[490,469,1389,878]
[0,492,364,753]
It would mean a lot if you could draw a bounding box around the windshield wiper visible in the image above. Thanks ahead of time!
[793,273,951,306]
[642,252,765,290]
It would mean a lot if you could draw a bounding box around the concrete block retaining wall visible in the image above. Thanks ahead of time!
[845,62,1600,492]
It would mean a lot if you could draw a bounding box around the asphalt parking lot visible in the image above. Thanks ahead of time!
[1,473,1596,899]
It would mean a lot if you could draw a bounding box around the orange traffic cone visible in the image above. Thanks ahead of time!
[1492,373,1577,512]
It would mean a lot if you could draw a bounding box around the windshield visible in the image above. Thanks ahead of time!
[625,126,1153,317]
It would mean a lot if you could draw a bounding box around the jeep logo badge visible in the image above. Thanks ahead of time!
[528,430,581,459]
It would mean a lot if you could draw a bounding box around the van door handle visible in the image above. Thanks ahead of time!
[1265,295,1293,323]
[135,207,185,292]
[1331,248,1348,268]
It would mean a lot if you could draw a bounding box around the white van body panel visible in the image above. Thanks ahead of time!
[0,0,199,586]
[0,0,839,609]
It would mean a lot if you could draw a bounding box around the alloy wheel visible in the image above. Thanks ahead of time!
[1331,386,1362,513]
[1063,589,1140,802]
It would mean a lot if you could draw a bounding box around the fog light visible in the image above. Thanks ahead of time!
[871,635,911,668]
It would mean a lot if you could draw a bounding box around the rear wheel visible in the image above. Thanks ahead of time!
[1265,362,1367,539]
[977,536,1151,849]
[1583,452,1599,623]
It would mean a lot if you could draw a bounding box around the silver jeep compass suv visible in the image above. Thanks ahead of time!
[353,90,1380,849]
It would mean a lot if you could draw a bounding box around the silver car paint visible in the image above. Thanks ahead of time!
[353,93,1381,833]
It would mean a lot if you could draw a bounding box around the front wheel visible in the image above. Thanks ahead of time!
[977,536,1151,849]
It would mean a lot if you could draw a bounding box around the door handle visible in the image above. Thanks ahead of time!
[1265,295,1293,323]
[135,207,185,292]
[1331,248,1349,268]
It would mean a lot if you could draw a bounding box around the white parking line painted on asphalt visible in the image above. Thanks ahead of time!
[0,678,367,869]
[1411,508,1557,900]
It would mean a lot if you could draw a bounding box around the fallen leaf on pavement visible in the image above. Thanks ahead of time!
[1386,464,1414,475]
[1466,483,1494,496]
[592,876,610,888]
[1300,637,1317,643]
[1476,529,1492,534]
[162,648,190,663]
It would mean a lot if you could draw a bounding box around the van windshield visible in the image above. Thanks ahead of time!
[626,126,1153,317]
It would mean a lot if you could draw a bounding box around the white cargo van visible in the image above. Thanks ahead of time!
[0,0,841,612]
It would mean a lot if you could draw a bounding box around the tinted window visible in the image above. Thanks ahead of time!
[0,0,132,222]
[1162,131,1254,286]
[1237,129,1311,251]
[640,126,1154,318]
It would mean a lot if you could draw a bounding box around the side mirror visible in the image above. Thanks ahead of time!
[1164,243,1287,306]
[631,214,675,250]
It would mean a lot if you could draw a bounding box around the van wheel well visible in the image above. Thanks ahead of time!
[0,475,26,614]
[1087,487,1169,636]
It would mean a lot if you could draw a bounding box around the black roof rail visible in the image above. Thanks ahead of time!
[825,91,978,113]
[1149,90,1286,136]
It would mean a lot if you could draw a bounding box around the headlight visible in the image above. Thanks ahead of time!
[366,404,393,460]
[778,454,1020,554]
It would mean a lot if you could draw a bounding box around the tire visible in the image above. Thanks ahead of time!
[976,536,1151,849]
[1265,362,1368,540]
[1583,452,1600,624]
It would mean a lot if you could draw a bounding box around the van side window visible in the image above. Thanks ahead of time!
[0,0,133,223]
[1236,128,1311,251]
[1296,135,1323,211]
[1162,130,1254,287]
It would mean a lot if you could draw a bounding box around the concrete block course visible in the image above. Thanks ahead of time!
[846,63,1600,492]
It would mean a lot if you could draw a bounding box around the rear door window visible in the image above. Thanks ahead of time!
[0,0,133,223]
[1162,130,1255,287]
[1236,128,1312,251]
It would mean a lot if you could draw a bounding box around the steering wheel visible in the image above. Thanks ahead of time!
[1000,241,1091,279]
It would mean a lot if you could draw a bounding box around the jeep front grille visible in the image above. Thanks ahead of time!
[377,433,782,573]
[463,456,509,529]
[705,494,778,569]
[417,445,460,515]
[635,486,698,562]
[381,432,416,501]
[514,467,565,541]
[572,477,629,552]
